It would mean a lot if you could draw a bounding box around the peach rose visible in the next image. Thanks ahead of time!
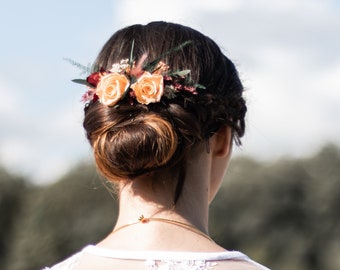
[96,73,130,106]
[131,72,164,105]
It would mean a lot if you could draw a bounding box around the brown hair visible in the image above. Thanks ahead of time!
[83,21,246,201]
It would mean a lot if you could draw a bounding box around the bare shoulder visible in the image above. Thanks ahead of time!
[215,260,268,270]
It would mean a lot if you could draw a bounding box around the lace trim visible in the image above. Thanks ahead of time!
[42,245,270,270]
[145,259,218,270]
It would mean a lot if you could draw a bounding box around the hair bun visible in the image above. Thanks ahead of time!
[92,113,177,180]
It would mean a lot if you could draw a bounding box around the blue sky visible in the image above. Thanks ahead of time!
[1,0,339,184]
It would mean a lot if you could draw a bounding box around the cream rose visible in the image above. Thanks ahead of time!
[96,73,130,106]
[131,72,164,105]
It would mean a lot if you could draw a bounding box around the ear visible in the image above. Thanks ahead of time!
[211,126,232,157]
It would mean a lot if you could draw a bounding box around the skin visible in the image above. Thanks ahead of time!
[97,125,233,252]
[75,126,262,269]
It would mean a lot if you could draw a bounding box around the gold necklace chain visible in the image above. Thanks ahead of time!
[112,215,214,242]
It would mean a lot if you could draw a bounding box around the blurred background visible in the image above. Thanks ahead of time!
[0,0,339,270]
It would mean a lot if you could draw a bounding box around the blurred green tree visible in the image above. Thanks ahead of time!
[4,162,117,270]
[210,143,340,270]
[0,167,27,268]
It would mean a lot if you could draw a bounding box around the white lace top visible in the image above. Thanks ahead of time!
[42,245,270,270]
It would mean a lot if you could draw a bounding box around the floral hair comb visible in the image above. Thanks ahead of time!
[65,40,205,107]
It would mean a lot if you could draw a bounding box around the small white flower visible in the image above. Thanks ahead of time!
[110,63,121,73]
[109,59,130,73]
[119,59,130,70]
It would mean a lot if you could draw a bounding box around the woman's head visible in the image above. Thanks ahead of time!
[82,21,246,198]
